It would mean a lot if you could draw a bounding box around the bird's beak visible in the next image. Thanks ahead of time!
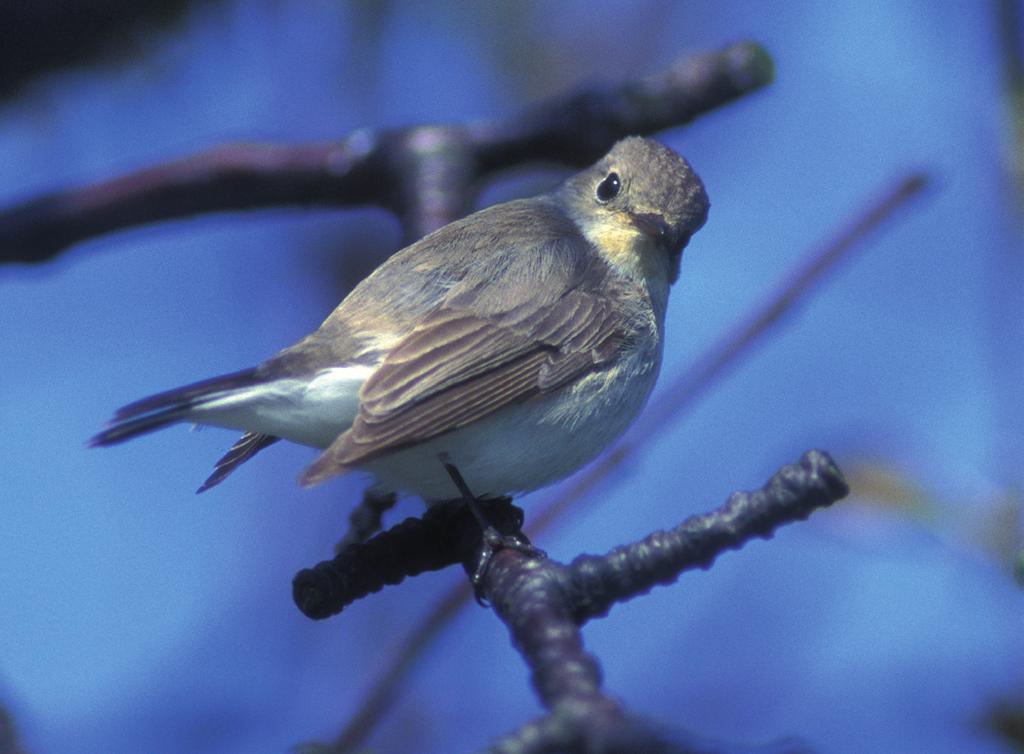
[630,211,675,252]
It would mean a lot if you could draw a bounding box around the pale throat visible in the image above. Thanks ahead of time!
[579,215,672,317]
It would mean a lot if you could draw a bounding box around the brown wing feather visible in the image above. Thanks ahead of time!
[299,289,624,486]
[359,311,536,417]
[354,350,549,449]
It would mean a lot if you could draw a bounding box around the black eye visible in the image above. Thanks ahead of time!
[595,172,620,202]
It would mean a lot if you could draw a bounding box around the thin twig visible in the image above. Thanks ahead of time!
[995,0,1024,208]
[324,170,930,753]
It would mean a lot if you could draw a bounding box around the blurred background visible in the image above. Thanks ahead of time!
[1,2,1021,753]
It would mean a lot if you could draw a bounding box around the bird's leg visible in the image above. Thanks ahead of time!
[442,463,545,590]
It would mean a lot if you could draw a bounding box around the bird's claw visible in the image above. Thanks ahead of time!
[471,525,547,605]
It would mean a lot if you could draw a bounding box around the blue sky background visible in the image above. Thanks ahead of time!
[1,2,1021,753]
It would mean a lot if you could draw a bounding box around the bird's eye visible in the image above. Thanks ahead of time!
[595,172,621,203]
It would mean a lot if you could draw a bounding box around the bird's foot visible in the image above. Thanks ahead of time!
[472,525,546,599]
[442,461,545,603]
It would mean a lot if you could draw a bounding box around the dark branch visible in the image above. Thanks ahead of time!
[296,451,847,753]
[564,450,848,622]
[292,498,521,620]
[0,140,392,265]
[474,450,846,754]
[482,714,811,754]
[0,41,772,265]
[0,1,194,100]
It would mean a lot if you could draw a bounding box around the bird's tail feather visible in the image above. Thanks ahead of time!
[89,367,263,447]
[196,432,279,494]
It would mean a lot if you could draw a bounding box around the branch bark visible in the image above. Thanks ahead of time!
[295,451,847,754]
[479,450,846,754]
[0,41,772,265]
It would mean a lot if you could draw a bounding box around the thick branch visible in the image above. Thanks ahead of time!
[0,140,390,264]
[474,450,845,754]
[291,502,458,620]
[482,713,807,754]
[0,41,772,264]
[296,451,847,753]
[292,499,521,620]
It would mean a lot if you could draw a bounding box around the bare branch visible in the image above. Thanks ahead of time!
[292,446,843,622]
[483,713,811,754]
[295,451,847,753]
[0,41,772,265]
[475,451,845,754]
[0,140,391,265]
[292,499,506,621]
[565,450,847,621]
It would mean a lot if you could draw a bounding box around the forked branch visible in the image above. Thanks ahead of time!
[295,451,847,754]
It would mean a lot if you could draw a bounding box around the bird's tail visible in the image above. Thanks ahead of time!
[89,367,264,446]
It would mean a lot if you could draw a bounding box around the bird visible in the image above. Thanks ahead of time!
[91,137,709,511]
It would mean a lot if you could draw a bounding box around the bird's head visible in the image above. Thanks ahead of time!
[560,136,709,285]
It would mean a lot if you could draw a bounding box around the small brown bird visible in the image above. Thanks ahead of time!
[92,137,709,506]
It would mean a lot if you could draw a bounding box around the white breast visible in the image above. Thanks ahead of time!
[361,343,662,502]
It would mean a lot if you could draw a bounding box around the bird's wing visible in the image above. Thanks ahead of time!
[299,244,628,486]
[259,198,580,377]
